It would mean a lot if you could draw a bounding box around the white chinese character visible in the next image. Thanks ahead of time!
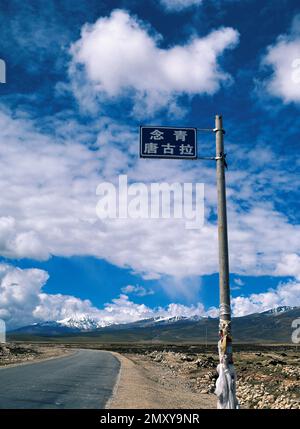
[179,144,194,155]
[162,143,175,155]
[174,130,187,142]
[150,129,164,140]
[144,143,159,154]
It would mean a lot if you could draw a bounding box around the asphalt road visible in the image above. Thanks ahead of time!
[0,349,120,409]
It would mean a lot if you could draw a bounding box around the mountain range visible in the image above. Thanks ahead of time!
[7,306,300,344]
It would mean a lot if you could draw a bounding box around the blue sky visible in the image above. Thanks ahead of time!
[0,0,300,328]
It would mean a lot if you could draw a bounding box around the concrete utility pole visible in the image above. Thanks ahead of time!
[214,115,238,409]
[215,115,231,328]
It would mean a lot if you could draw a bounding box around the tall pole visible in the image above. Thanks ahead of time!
[214,115,238,409]
[215,115,231,326]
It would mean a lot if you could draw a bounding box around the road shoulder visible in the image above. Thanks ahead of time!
[107,352,216,409]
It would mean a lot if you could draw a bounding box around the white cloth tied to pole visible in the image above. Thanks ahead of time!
[215,363,239,409]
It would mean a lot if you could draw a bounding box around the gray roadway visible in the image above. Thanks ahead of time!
[0,349,120,409]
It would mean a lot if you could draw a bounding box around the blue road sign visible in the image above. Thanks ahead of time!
[140,126,197,159]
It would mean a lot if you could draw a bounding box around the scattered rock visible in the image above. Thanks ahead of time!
[141,349,300,409]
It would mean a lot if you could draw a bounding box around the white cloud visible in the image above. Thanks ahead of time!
[0,264,49,328]
[1,262,299,328]
[0,107,300,287]
[121,284,154,296]
[70,9,239,115]
[234,278,244,286]
[0,263,208,329]
[159,0,202,11]
[227,207,300,278]
[231,281,300,317]
[0,263,155,329]
[275,253,300,280]
[157,301,206,318]
[33,293,103,324]
[261,14,300,103]
[231,277,244,290]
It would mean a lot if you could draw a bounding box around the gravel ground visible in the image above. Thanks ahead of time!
[108,352,216,409]
[116,349,300,409]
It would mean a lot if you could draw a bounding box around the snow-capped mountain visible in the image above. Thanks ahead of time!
[9,313,204,334]
[153,315,203,323]
[57,314,204,330]
[57,315,112,330]
[10,315,113,335]
[262,306,297,315]
[49,307,298,330]
[10,306,300,342]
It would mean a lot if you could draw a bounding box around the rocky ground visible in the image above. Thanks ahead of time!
[0,343,69,366]
[126,348,300,409]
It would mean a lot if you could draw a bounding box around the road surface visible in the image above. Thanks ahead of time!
[0,349,120,409]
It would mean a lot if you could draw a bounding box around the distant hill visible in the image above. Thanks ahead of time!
[7,306,300,343]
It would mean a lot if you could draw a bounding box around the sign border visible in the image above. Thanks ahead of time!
[139,125,198,160]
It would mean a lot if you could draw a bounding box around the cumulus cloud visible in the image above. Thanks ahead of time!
[0,264,49,327]
[231,281,300,317]
[121,284,154,296]
[0,107,300,286]
[1,262,299,328]
[275,253,300,280]
[70,9,239,115]
[159,0,202,11]
[0,263,208,329]
[261,14,300,103]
